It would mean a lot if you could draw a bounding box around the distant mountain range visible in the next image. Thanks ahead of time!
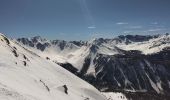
[2,33,170,100]
[0,33,130,100]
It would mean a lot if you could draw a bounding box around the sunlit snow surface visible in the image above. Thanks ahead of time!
[103,92,128,100]
[0,33,127,100]
[16,34,170,74]
[14,34,170,95]
[117,35,170,54]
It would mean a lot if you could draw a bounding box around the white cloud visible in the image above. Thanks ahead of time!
[148,28,166,32]
[58,33,66,35]
[155,25,165,28]
[123,31,132,34]
[128,26,142,29]
[116,22,128,25]
[151,22,158,25]
[88,26,96,29]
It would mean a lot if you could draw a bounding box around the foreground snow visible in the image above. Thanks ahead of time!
[0,33,128,100]
[0,33,106,100]
[103,92,128,100]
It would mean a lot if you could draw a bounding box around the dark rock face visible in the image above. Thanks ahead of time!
[3,36,10,45]
[118,35,158,42]
[12,49,19,57]
[63,85,68,94]
[17,36,84,51]
[123,91,170,100]
[57,63,78,74]
[36,42,50,51]
[69,41,86,47]
[17,37,50,51]
[80,57,91,75]
[59,49,170,96]
[51,40,67,50]
[17,38,35,47]
[92,51,170,94]
[84,35,159,46]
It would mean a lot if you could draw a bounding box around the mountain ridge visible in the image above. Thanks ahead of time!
[0,33,130,100]
[15,33,170,100]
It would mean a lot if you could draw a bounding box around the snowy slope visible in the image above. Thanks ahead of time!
[103,92,127,100]
[0,33,116,100]
[117,34,170,54]
[16,37,80,63]
[65,40,124,75]
[16,37,123,74]
[15,34,170,98]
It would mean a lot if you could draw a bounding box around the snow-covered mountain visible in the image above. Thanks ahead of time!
[0,33,129,100]
[16,34,170,100]
[117,34,170,54]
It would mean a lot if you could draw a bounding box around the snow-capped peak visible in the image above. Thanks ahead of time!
[117,33,170,54]
[14,33,170,98]
[1,33,119,100]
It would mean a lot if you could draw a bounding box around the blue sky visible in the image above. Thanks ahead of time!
[0,0,170,40]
